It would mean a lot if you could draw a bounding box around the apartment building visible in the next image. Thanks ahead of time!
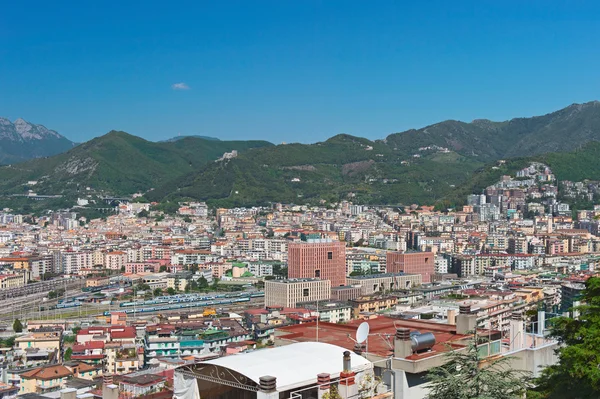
[265,278,331,308]
[386,251,434,283]
[288,240,347,287]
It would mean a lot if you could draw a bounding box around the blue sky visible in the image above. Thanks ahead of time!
[1,1,599,144]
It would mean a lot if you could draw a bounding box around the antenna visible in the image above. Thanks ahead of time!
[356,322,370,344]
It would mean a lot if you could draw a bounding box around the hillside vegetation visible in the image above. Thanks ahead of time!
[3,101,600,210]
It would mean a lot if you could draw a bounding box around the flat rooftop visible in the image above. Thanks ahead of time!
[275,316,475,360]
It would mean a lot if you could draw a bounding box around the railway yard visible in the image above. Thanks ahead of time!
[0,280,265,326]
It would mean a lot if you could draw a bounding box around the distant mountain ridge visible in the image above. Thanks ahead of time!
[162,135,220,142]
[0,131,273,197]
[2,101,600,210]
[0,117,74,163]
[384,101,600,160]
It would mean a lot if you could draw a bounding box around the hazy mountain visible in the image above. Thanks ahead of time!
[0,117,74,163]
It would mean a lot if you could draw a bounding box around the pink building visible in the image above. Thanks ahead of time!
[208,262,233,278]
[386,251,434,283]
[288,240,346,287]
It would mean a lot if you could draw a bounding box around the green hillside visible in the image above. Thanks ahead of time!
[3,101,600,211]
[146,134,483,207]
[438,141,600,209]
[385,101,600,161]
[0,131,272,196]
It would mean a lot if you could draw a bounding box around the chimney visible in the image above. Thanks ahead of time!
[509,312,524,351]
[394,327,412,358]
[342,350,352,372]
[537,310,545,336]
[317,373,331,399]
[456,303,477,334]
[447,309,456,325]
[257,376,278,399]
[60,388,77,399]
[102,383,119,399]
[338,351,358,398]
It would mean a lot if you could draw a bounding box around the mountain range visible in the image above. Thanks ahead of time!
[0,118,74,163]
[2,101,600,211]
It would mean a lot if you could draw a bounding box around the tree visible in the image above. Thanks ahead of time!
[426,341,529,399]
[153,288,163,297]
[198,276,209,289]
[13,319,23,333]
[64,347,72,361]
[138,209,149,218]
[159,265,167,273]
[529,277,600,399]
[166,287,176,296]
[48,290,58,299]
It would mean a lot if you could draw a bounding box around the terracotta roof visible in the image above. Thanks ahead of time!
[21,365,73,380]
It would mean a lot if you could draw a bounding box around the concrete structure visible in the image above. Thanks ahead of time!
[174,342,373,399]
[347,272,422,296]
[387,251,434,283]
[288,240,347,287]
[265,278,331,308]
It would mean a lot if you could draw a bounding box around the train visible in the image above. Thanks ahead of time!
[119,291,264,308]
[104,296,254,315]
[82,283,128,293]
[54,301,82,309]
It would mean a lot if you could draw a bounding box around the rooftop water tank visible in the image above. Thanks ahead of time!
[411,332,436,352]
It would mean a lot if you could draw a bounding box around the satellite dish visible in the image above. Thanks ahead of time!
[356,322,370,344]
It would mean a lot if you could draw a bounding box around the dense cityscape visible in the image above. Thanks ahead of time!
[0,159,596,398]
[3,2,600,399]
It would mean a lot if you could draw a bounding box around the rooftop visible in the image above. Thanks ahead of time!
[193,342,371,391]
[275,316,472,360]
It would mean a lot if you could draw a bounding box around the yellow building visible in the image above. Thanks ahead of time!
[15,329,62,356]
[166,276,189,292]
[0,273,25,289]
[349,295,399,318]
[19,365,72,394]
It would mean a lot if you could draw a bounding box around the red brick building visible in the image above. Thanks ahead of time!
[386,251,434,283]
[288,240,346,287]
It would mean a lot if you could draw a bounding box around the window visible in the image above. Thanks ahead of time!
[303,288,309,297]
[315,270,320,278]
[327,252,333,260]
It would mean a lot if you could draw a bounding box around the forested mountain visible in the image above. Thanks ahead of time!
[0,131,272,196]
[3,101,600,209]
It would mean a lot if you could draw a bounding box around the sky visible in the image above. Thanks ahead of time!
[1,1,599,144]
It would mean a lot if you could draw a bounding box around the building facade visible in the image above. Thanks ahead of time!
[386,251,434,283]
[265,278,331,307]
[288,240,347,287]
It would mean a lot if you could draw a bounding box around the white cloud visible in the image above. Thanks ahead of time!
[171,82,190,90]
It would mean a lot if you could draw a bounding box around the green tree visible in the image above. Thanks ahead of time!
[426,341,529,399]
[166,287,176,296]
[64,347,72,361]
[198,276,209,289]
[159,265,167,273]
[138,209,149,218]
[153,288,163,297]
[529,277,600,399]
[13,319,23,333]
[48,290,58,299]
